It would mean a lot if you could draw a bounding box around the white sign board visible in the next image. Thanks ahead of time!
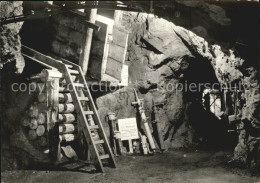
[118,118,139,141]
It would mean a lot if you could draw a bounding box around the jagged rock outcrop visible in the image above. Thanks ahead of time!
[0,2,50,170]
[172,23,260,168]
[96,11,259,168]
[0,1,24,73]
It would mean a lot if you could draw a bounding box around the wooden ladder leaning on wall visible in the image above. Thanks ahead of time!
[22,45,116,173]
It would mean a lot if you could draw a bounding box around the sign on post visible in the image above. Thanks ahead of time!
[118,118,139,141]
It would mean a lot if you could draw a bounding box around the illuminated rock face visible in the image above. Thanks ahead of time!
[96,11,259,168]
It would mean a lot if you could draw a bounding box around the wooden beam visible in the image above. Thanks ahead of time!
[79,3,97,75]
[40,69,63,82]
[22,53,57,70]
[22,45,65,70]
[47,3,100,31]
[45,73,62,162]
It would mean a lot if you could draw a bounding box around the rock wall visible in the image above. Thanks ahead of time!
[0,2,50,170]
[173,24,260,168]
[0,1,24,73]
[95,10,259,168]
[96,12,227,150]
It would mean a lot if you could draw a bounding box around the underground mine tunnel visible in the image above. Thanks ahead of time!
[1,1,259,182]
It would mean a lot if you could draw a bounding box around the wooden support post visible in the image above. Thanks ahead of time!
[78,2,97,159]
[152,100,165,152]
[79,2,97,75]
[41,69,62,162]
[128,139,133,154]
[107,112,124,155]
[132,89,156,152]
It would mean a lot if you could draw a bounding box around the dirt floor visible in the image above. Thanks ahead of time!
[1,150,260,183]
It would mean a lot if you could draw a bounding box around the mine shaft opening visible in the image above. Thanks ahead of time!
[180,57,238,151]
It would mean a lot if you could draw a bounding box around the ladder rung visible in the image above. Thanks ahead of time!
[89,125,99,130]
[68,69,79,74]
[65,64,73,69]
[84,111,94,115]
[78,97,89,101]
[73,83,85,88]
[99,154,110,160]
[94,139,104,144]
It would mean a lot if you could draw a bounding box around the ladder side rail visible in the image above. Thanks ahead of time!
[76,65,116,168]
[62,65,105,172]
[58,57,79,67]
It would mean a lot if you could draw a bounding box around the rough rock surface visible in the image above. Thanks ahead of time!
[0,1,24,73]
[1,1,259,170]
[95,12,202,150]
[172,23,260,168]
[95,11,259,168]
[0,2,50,170]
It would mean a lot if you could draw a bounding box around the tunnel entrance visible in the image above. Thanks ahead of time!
[181,57,238,150]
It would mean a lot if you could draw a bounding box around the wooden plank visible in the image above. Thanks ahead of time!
[46,3,100,31]
[73,83,85,88]
[78,97,89,101]
[46,78,62,162]
[103,28,128,81]
[84,111,94,115]
[88,21,108,80]
[112,28,128,48]
[94,21,108,42]
[68,69,79,75]
[79,6,97,75]
[102,27,128,81]
[105,57,123,80]
[40,69,63,82]
[108,44,126,63]
[94,139,104,144]
[99,154,109,159]
[22,45,65,70]
[128,139,133,154]
[89,125,99,130]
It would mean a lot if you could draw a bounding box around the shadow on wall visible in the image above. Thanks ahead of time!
[188,101,237,150]
[181,57,237,150]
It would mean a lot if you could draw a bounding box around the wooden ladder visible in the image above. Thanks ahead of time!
[61,63,116,172]
[22,45,116,172]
